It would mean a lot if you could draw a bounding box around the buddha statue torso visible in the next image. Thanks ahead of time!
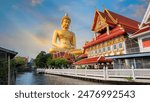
[56,29,75,49]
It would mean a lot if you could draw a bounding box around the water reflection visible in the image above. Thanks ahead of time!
[15,72,108,85]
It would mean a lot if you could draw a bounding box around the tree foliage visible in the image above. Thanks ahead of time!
[54,58,68,68]
[34,51,52,68]
[46,57,55,68]
[34,51,70,68]
[14,57,26,67]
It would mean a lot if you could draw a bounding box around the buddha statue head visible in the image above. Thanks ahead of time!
[61,13,71,30]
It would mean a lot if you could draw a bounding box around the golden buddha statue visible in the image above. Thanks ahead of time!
[49,14,82,55]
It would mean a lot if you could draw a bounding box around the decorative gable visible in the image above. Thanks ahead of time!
[92,10,108,33]
[103,9,118,24]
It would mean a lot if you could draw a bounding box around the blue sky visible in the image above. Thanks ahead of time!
[0,0,149,59]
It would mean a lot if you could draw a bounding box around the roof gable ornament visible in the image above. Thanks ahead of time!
[104,8,118,24]
[91,9,108,32]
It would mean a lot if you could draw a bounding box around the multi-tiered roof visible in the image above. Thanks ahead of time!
[74,9,140,65]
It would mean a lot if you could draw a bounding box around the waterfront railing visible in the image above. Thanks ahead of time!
[37,67,150,83]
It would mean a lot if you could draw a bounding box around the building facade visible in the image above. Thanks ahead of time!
[0,47,17,84]
[130,2,150,52]
[106,2,150,69]
[74,8,140,69]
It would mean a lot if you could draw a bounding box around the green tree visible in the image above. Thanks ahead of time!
[14,56,27,72]
[34,51,46,68]
[46,58,55,68]
[34,51,52,68]
[15,57,26,67]
[54,58,68,69]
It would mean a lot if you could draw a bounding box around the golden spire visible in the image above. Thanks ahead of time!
[61,13,71,24]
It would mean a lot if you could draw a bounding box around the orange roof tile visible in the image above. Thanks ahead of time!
[77,54,87,59]
[73,56,112,65]
[84,26,125,48]
[92,9,140,33]
[105,10,140,31]
[130,26,150,38]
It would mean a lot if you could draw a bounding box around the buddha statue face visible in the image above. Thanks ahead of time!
[61,14,71,30]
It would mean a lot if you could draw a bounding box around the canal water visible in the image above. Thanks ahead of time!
[15,72,108,85]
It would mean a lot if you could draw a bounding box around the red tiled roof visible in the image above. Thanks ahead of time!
[83,26,125,48]
[130,26,150,38]
[105,10,140,31]
[73,56,112,65]
[99,11,113,25]
[77,54,87,59]
[92,9,139,33]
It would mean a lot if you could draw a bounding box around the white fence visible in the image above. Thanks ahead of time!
[37,67,150,82]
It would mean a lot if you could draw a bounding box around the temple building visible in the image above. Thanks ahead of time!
[130,2,150,52]
[105,2,150,69]
[74,8,142,69]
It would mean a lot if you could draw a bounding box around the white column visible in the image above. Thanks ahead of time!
[133,58,137,68]
[85,65,87,76]
[103,66,106,80]
[131,64,135,80]
[75,66,77,75]
[107,26,110,35]
[105,66,108,79]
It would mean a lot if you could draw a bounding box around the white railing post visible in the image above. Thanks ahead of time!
[131,64,135,80]
[85,66,87,76]
[68,66,70,74]
[106,66,108,79]
[103,66,106,80]
[75,66,77,75]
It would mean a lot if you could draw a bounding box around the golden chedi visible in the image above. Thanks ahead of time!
[49,14,82,55]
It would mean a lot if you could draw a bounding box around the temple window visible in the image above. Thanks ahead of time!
[119,43,123,48]
[107,46,111,51]
[99,48,101,53]
[113,44,117,50]
[95,50,97,54]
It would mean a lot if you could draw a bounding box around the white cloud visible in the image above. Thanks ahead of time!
[0,22,57,59]
[119,4,147,21]
[130,5,146,19]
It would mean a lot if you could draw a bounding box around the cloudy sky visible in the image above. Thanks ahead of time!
[0,0,149,59]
